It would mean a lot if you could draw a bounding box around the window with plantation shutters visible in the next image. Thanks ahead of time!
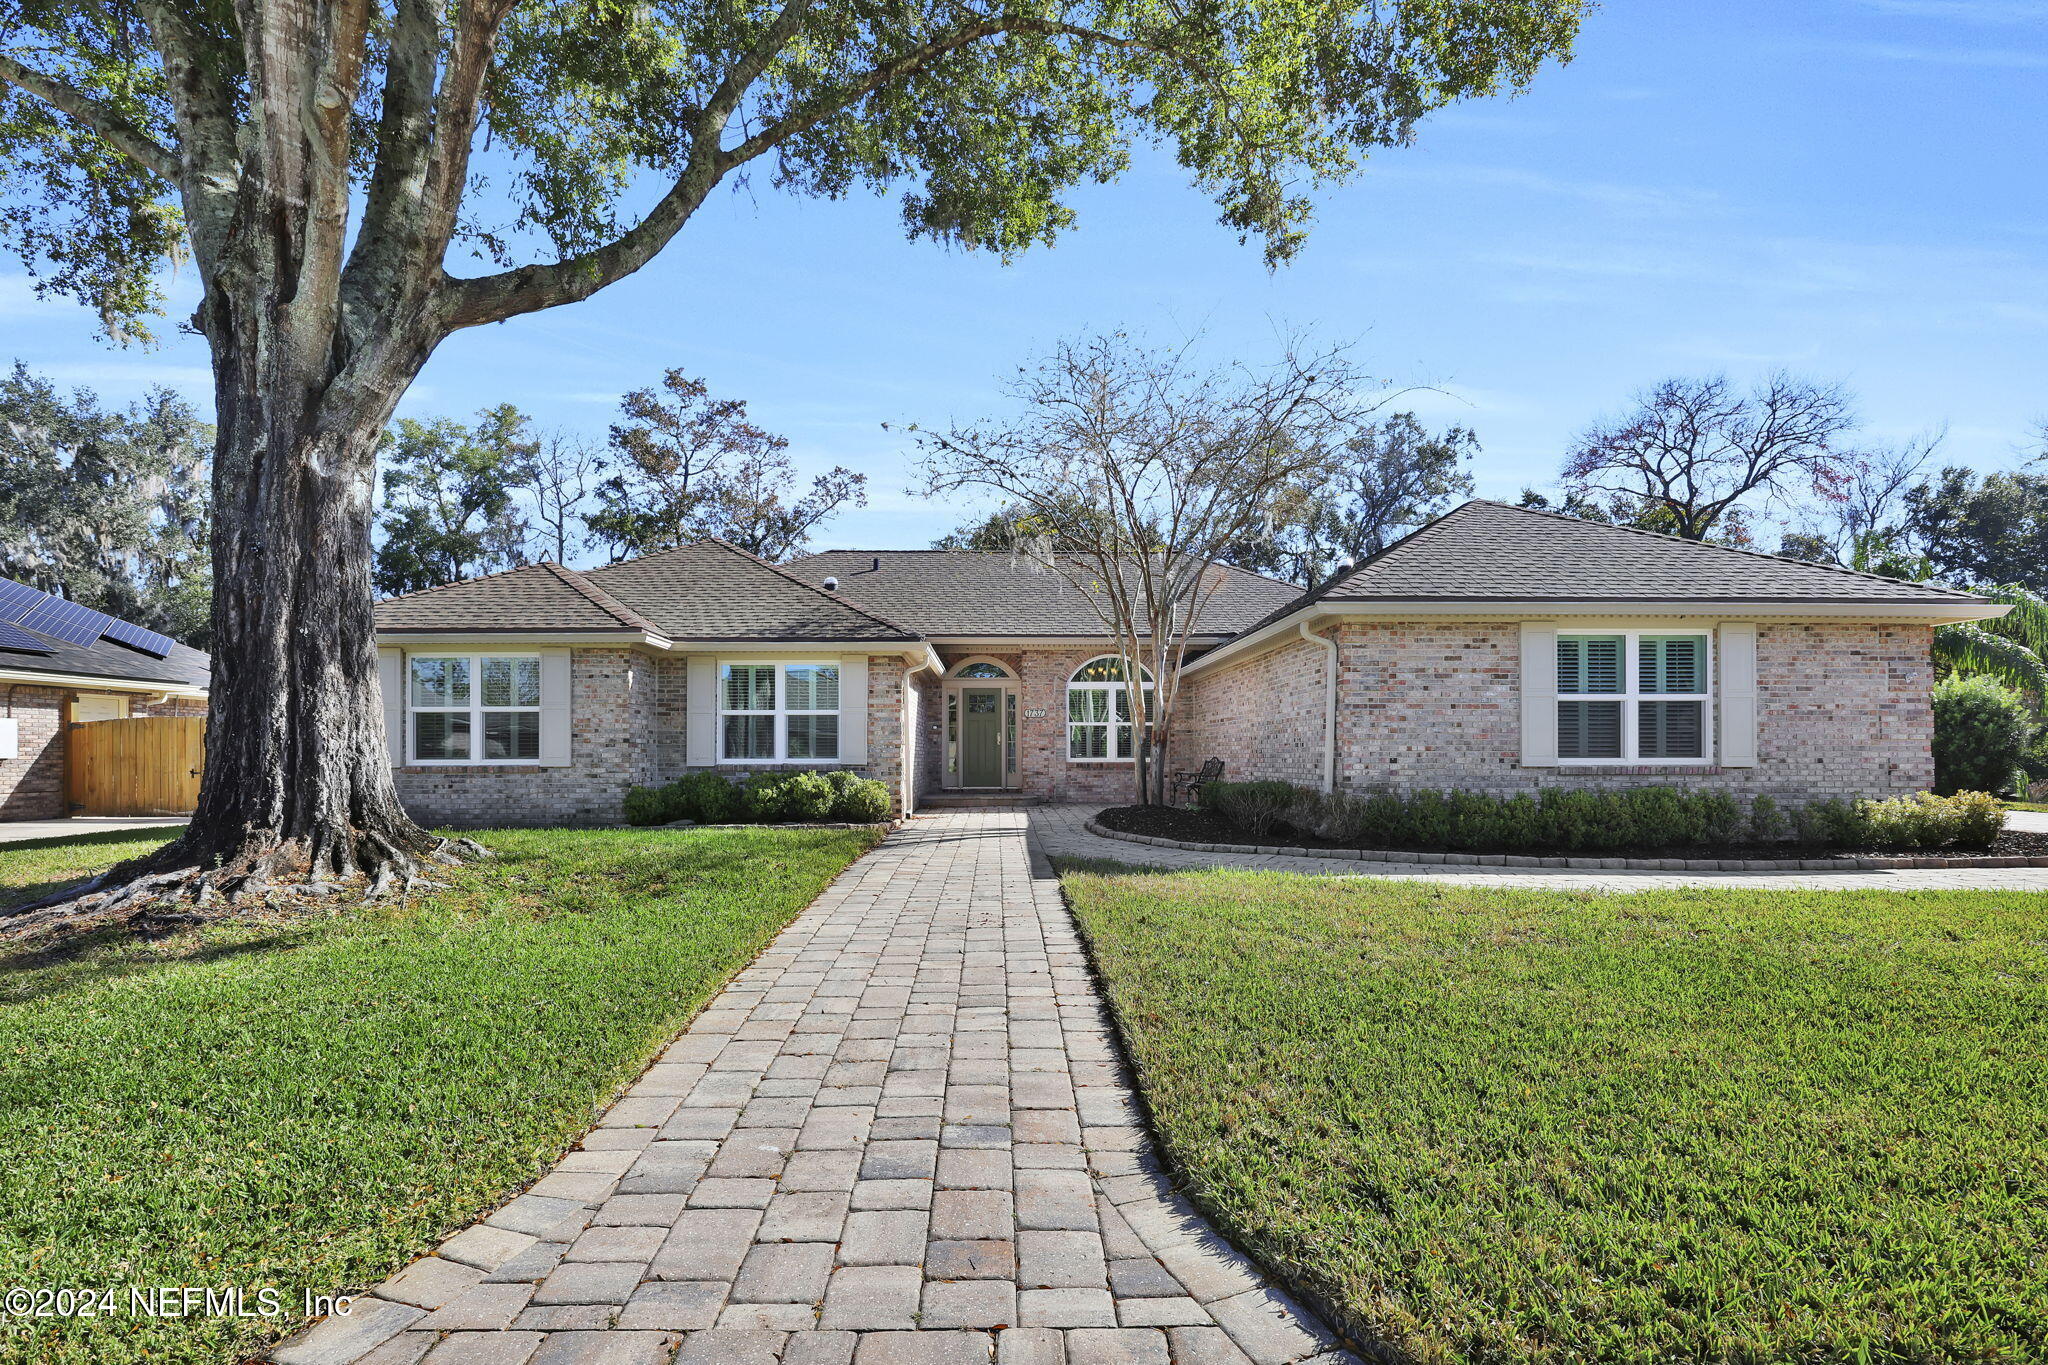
[406,653,544,763]
[1556,636,1623,759]
[1555,631,1712,763]
[719,661,841,762]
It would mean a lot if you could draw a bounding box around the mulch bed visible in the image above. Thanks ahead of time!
[1097,804,2048,863]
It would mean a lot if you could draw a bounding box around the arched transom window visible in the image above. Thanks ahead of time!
[1068,656,1151,761]
[951,660,1012,679]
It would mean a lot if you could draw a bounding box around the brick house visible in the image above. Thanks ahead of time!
[371,502,2006,825]
[0,579,209,822]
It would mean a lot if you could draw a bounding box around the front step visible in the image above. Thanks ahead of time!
[917,792,1047,810]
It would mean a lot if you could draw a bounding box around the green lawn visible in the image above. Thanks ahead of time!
[0,824,879,1365]
[1062,864,2048,1365]
[2007,800,2048,814]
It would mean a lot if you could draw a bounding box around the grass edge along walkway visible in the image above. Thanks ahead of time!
[1057,859,2048,1365]
[0,823,882,1365]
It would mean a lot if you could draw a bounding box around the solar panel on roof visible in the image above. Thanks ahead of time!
[0,577,46,625]
[14,595,114,647]
[0,620,55,654]
[99,617,177,658]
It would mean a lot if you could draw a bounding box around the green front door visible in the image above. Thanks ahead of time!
[961,688,1004,787]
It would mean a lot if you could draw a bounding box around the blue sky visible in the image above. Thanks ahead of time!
[4,0,2044,553]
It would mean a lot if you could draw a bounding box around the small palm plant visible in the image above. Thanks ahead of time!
[1933,586,2048,713]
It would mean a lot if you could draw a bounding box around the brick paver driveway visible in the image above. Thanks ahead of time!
[271,811,1349,1365]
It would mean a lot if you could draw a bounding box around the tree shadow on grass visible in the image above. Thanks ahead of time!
[0,924,309,1006]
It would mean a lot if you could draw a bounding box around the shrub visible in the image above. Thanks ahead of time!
[1795,798,1870,849]
[1181,781,2008,855]
[741,772,795,822]
[1749,795,1785,842]
[668,770,740,823]
[1862,790,2004,850]
[1932,674,2034,796]
[781,770,837,821]
[1206,781,1298,838]
[831,776,893,823]
[621,784,675,827]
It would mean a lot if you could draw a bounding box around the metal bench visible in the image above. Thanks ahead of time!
[1172,756,1224,806]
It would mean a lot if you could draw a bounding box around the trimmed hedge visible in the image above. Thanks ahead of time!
[623,770,892,826]
[1197,780,2004,853]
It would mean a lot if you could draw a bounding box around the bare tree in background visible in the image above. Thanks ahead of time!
[917,332,1383,805]
[509,432,606,566]
[1779,429,1944,564]
[1563,374,1860,542]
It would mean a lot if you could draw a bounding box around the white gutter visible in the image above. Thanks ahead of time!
[1185,596,2012,679]
[1299,620,1337,793]
[0,666,208,698]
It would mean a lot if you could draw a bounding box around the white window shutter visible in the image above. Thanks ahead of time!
[538,647,573,767]
[1519,622,1558,767]
[686,655,716,766]
[839,655,870,765]
[377,647,405,766]
[1719,622,1758,767]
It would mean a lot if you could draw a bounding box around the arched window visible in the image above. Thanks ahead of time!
[951,660,1012,679]
[1068,656,1151,761]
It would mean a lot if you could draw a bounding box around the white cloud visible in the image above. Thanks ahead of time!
[1825,40,2048,66]
[1851,0,2048,23]
[1376,163,1720,218]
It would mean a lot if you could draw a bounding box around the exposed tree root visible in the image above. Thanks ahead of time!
[2,826,493,947]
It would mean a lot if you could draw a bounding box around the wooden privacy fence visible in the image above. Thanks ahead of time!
[66,716,205,816]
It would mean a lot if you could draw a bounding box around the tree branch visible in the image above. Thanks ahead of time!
[441,8,1152,331]
[0,52,181,183]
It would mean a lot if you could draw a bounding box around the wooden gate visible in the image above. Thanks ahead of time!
[66,716,205,816]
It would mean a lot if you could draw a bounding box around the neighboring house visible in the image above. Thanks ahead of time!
[371,502,2006,825]
[0,577,209,821]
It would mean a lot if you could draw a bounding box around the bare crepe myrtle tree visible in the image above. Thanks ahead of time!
[0,0,1584,919]
[916,332,1387,805]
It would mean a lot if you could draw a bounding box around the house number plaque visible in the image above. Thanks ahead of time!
[1022,708,1049,719]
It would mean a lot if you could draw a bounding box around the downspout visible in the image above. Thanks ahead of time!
[1299,620,1338,793]
[905,663,921,818]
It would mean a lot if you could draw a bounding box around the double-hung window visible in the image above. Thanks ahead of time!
[1556,632,1711,762]
[720,661,840,762]
[409,654,542,763]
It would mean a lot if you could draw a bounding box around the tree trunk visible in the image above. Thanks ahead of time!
[6,292,465,933]
[180,323,439,889]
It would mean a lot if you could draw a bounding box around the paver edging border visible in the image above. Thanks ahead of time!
[1082,819,2048,873]
[1031,824,1376,1365]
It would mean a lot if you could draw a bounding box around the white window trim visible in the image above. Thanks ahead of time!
[1066,656,1153,765]
[1556,629,1715,766]
[718,660,844,764]
[408,652,544,766]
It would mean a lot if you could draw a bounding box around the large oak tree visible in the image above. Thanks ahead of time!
[0,0,1585,911]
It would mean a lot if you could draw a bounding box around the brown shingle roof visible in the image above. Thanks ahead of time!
[375,562,653,634]
[1316,501,1986,603]
[582,541,920,642]
[786,551,1303,637]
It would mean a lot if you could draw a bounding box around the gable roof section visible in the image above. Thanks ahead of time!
[787,550,1303,638]
[376,561,657,634]
[583,541,921,642]
[1318,500,1986,605]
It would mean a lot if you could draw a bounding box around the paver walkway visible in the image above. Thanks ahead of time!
[271,812,1351,1365]
[1033,805,2048,893]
